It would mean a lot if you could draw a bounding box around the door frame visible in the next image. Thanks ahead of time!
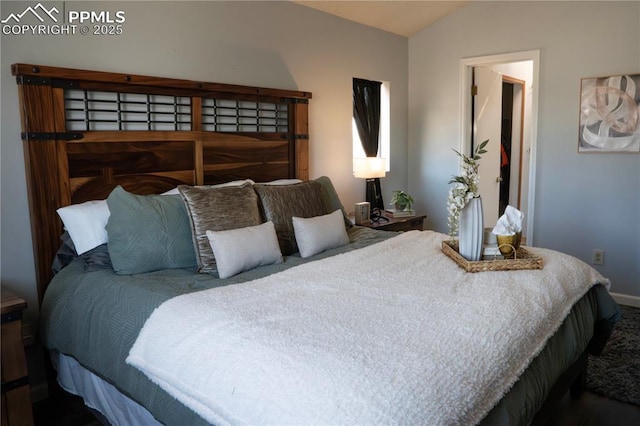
[459,50,540,244]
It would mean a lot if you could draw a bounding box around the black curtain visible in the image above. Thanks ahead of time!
[353,78,382,156]
[353,78,384,211]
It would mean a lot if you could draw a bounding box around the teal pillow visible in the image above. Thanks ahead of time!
[106,186,196,274]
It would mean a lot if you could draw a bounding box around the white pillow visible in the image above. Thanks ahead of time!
[209,179,255,187]
[58,180,256,254]
[162,179,255,195]
[292,209,350,258]
[161,187,181,195]
[206,221,283,279]
[56,200,110,254]
[259,179,302,185]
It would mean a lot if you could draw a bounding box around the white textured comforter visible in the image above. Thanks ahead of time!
[127,230,608,425]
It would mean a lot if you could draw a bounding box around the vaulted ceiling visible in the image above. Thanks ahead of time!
[292,1,469,37]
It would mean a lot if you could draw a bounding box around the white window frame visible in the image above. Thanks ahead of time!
[353,81,390,172]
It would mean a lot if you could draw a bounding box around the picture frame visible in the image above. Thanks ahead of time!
[578,73,640,153]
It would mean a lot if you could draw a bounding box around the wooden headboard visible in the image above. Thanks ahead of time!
[11,63,312,303]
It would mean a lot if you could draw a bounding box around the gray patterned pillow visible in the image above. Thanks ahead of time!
[179,183,261,274]
[254,181,326,255]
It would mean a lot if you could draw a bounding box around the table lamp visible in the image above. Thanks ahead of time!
[354,157,387,220]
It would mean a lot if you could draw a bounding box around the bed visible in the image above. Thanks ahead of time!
[12,64,620,425]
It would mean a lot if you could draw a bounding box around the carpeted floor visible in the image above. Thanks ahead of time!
[586,304,640,406]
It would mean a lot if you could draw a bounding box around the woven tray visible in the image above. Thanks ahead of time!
[441,240,543,273]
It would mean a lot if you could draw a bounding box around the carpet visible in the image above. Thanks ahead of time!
[586,304,640,406]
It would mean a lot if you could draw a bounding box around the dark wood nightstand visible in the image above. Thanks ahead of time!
[1,290,34,426]
[360,213,427,232]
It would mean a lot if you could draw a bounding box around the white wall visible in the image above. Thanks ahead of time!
[1,1,407,326]
[409,1,640,297]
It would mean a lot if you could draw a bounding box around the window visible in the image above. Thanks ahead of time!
[352,80,390,172]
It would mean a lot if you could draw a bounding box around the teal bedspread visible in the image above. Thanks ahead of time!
[40,227,394,425]
[39,226,620,425]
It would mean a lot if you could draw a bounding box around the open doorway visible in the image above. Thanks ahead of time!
[460,50,540,244]
[499,76,525,217]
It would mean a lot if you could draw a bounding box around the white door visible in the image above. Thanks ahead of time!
[473,66,502,228]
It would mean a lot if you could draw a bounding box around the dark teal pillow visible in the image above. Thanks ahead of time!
[106,186,196,274]
[313,176,353,229]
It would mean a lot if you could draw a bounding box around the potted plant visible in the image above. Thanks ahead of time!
[390,190,414,211]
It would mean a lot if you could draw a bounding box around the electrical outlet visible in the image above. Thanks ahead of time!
[592,249,604,265]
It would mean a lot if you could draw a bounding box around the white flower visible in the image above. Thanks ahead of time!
[446,140,488,239]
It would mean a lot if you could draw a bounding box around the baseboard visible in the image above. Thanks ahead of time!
[610,292,640,308]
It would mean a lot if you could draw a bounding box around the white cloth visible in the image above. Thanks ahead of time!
[127,230,607,426]
[492,205,524,235]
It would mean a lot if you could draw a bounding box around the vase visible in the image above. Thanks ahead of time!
[458,196,484,261]
[496,232,522,259]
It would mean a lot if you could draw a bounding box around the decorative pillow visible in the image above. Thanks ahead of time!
[55,180,253,255]
[106,186,196,274]
[206,222,283,279]
[313,176,353,229]
[179,183,261,274]
[253,181,326,255]
[292,209,350,258]
[56,200,110,255]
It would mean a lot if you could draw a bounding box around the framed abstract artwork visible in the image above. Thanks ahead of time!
[578,73,640,153]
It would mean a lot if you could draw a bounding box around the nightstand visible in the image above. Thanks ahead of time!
[360,213,427,232]
[1,290,34,426]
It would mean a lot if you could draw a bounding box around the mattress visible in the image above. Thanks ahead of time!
[39,227,620,425]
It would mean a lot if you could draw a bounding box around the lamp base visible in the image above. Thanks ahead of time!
[365,178,384,210]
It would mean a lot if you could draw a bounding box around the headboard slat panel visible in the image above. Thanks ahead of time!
[66,141,195,177]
